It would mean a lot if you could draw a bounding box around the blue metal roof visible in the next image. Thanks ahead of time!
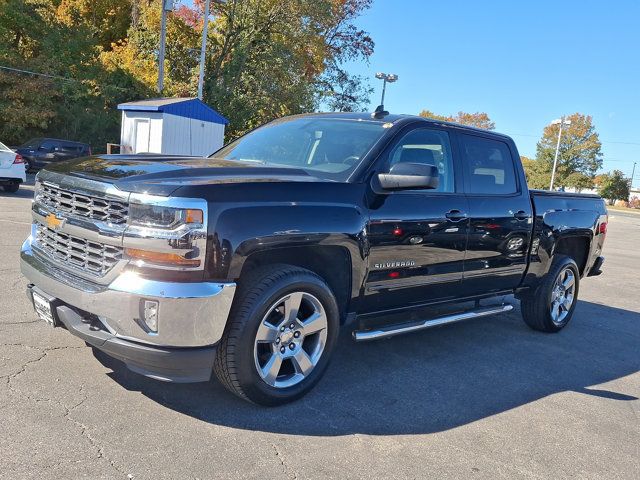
[118,98,229,125]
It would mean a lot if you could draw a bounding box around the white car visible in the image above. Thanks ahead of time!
[0,140,26,193]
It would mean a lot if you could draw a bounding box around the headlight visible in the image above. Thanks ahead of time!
[124,196,208,272]
[128,204,203,229]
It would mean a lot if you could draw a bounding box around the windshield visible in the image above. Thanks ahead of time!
[20,138,42,149]
[212,117,389,180]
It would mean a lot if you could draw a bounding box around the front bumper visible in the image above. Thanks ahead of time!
[21,237,236,382]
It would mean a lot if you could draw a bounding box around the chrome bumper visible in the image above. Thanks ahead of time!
[21,236,236,348]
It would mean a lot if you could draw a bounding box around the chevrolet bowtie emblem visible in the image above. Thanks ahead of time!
[45,213,65,230]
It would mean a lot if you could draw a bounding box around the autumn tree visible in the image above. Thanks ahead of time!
[534,113,602,189]
[0,0,151,147]
[597,170,630,203]
[0,0,374,147]
[419,109,495,130]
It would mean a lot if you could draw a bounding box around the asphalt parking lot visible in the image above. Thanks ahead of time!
[1,177,638,479]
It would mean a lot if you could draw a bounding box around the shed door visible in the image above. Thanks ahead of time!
[133,119,150,153]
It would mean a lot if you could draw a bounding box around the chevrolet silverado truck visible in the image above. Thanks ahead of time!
[21,112,607,406]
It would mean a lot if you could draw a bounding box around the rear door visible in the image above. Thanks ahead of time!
[363,125,470,313]
[458,132,533,294]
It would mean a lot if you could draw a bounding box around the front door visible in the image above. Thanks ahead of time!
[134,119,151,154]
[362,126,469,314]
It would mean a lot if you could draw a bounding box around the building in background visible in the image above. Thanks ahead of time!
[117,98,228,156]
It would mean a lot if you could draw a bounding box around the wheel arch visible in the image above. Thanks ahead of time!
[552,234,591,276]
[237,245,353,323]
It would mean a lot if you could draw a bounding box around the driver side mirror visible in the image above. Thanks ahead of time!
[373,162,439,192]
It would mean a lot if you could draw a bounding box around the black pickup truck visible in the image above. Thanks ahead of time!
[21,112,607,405]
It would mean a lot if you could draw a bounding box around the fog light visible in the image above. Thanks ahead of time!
[142,300,159,332]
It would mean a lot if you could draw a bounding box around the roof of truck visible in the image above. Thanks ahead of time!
[284,111,513,140]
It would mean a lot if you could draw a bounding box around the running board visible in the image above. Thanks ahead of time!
[352,304,514,342]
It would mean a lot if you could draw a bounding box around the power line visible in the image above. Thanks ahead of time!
[0,64,129,91]
[0,65,78,82]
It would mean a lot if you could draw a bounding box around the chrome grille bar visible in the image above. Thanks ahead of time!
[38,183,128,224]
[34,222,123,276]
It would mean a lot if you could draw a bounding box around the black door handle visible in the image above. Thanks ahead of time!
[445,210,468,222]
[514,210,530,221]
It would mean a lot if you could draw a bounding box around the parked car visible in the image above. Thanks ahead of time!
[16,138,91,172]
[20,112,607,406]
[0,140,26,193]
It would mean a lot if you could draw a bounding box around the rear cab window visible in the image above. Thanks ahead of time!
[460,134,518,195]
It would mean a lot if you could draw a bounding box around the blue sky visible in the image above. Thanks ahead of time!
[344,0,640,185]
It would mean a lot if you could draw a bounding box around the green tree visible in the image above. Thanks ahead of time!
[521,155,551,189]
[419,109,495,130]
[535,113,602,188]
[597,170,630,203]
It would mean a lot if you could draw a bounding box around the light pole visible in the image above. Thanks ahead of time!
[158,0,174,94]
[549,116,571,190]
[198,0,225,100]
[631,162,637,190]
[375,72,398,106]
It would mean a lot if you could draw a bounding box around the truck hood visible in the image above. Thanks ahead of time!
[43,155,327,196]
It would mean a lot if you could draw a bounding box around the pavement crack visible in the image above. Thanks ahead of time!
[1,344,132,479]
[271,443,298,480]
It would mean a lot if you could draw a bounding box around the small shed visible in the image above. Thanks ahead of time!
[117,98,228,156]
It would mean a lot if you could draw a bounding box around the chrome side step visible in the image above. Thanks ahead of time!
[352,304,514,342]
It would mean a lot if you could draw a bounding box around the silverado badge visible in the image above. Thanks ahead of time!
[45,213,65,230]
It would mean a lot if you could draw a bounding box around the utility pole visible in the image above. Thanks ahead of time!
[631,162,637,190]
[157,0,173,94]
[197,0,211,100]
[549,116,571,191]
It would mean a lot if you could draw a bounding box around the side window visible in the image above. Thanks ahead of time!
[461,134,517,194]
[386,128,455,193]
[39,140,55,151]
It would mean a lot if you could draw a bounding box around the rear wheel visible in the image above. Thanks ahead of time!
[214,264,339,406]
[521,255,579,332]
[3,182,19,193]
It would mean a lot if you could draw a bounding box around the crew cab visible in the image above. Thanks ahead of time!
[20,113,607,405]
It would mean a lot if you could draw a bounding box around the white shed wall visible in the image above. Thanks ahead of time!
[161,113,225,156]
[120,111,163,154]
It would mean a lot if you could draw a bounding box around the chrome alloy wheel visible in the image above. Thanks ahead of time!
[253,292,328,388]
[550,267,576,325]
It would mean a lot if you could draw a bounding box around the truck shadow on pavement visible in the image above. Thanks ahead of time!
[97,300,639,436]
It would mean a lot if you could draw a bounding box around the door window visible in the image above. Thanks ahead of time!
[39,140,55,152]
[386,128,455,193]
[461,134,517,194]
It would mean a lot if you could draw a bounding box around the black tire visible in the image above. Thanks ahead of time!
[521,255,580,332]
[3,182,19,193]
[213,264,340,406]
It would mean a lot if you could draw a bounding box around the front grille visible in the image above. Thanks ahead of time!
[34,222,123,276]
[37,183,128,224]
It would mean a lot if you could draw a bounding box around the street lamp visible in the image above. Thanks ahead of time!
[375,72,398,106]
[549,116,572,191]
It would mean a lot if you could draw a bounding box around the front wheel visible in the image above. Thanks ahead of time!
[214,264,339,406]
[521,255,580,332]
